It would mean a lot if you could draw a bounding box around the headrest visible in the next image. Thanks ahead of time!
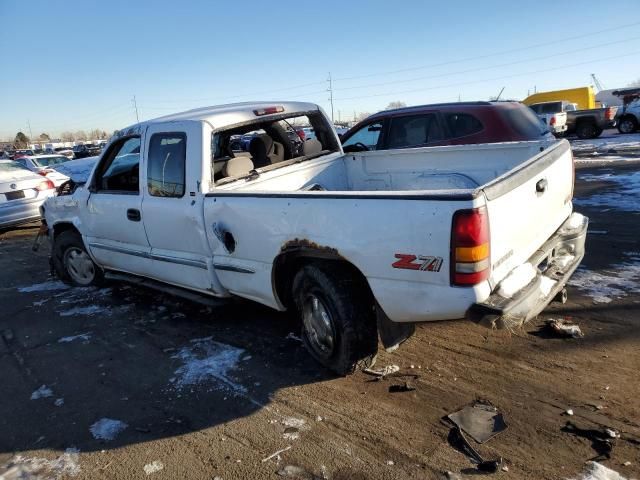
[223,156,254,178]
[302,138,323,156]
[249,134,273,158]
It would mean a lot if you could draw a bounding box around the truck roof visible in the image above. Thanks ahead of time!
[127,101,321,131]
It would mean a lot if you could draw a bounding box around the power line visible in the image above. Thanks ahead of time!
[132,95,140,123]
[333,35,640,92]
[334,50,640,102]
[333,20,640,82]
[327,72,334,122]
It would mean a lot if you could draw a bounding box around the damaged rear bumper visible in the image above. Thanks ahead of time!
[469,212,588,329]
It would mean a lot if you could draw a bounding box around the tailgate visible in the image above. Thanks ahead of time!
[482,140,573,286]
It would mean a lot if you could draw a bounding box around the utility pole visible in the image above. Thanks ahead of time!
[327,72,334,123]
[27,120,33,140]
[132,95,140,123]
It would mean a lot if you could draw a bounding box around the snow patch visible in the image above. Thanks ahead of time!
[575,171,640,212]
[170,337,246,393]
[89,418,128,441]
[30,385,53,400]
[569,253,640,303]
[143,460,164,475]
[18,281,69,293]
[0,448,80,479]
[498,263,537,298]
[568,461,628,480]
[59,305,109,317]
[54,398,64,407]
[58,332,92,343]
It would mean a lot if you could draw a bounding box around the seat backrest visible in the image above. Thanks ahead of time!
[223,156,254,178]
[249,134,274,168]
[269,141,285,164]
[302,138,322,156]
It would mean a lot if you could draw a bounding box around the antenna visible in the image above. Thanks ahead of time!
[132,95,140,123]
[591,73,605,92]
[495,86,505,101]
[327,73,334,123]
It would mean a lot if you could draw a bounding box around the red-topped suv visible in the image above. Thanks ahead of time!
[340,101,552,153]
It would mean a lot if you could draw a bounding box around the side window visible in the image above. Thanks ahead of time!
[529,105,541,114]
[94,137,141,193]
[147,133,186,198]
[444,113,484,138]
[387,113,443,149]
[342,121,383,151]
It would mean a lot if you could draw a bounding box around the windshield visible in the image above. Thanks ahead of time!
[34,156,70,167]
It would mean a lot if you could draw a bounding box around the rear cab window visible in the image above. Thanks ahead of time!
[147,133,186,197]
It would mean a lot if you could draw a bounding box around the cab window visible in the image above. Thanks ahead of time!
[147,133,186,197]
[93,137,140,193]
[444,113,484,138]
[342,121,383,152]
[386,113,444,149]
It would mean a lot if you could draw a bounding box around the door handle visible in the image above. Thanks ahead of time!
[127,208,141,222]
[536,178,547,193]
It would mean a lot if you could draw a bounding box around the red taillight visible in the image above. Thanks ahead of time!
[296,130,305,140]
[36,179,55,191]
[605,107,614,120]
[253,106,284,116]
[549,115,556,126]
[451,207,490,286]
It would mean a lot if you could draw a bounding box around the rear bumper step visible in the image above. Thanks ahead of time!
[469,212,588,329]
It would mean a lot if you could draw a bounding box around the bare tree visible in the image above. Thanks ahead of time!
[60,131,75,142]
[39,133,51,142]
[355,112,372,122]
[628,78,640,87]
[15,132,30,148]
[74,130,88,141]
[88,128,102,140]
[385,101,407,110]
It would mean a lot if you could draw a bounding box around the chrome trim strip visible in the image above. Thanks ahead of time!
[89,242,207,269]
[213,263,255,274]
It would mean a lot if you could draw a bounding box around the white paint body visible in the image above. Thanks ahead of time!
[43,102,575,323]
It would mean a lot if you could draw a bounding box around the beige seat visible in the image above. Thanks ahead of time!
[302,138,322,156]
[223,156,254,177]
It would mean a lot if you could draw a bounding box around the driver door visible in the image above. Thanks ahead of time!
[83,134,153,276]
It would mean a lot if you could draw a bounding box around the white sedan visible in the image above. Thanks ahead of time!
[13,155,71,187]
[0,160,57,229]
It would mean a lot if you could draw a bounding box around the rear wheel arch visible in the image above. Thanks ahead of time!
[52,222,80,239]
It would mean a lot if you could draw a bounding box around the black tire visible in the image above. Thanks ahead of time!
[576,121,598,139]
[617,116,638,134]
[292,263,378,375]
[52,230,104,287]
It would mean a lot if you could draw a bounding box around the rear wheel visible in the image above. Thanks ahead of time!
[618,116,638,134]
[292,263,377,375]
[576,121,598,139]
[53,230,104,286]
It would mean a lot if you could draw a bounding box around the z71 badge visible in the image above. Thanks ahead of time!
[392,254,443,272]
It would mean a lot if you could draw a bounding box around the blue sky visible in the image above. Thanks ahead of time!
[1,0,639,139]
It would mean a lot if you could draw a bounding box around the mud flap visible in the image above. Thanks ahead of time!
[376,305,415,352]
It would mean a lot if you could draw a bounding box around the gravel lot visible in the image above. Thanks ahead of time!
[0,158,639,480]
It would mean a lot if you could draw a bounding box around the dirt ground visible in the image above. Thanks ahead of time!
[0,160,639,480]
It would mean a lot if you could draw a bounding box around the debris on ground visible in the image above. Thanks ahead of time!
[0,448,80,478]
[261,445,291,463]
[569,460,628,480]
[363,365,400,377]
[447,401,507,443]
[446,426,502,473]
[30,385,53,400]
[143,460,164,475]
[90,418,128,441]
[276,464,323,479]
[561,422,615,460]
[547,319,584,338]
[566,409,575,416]
[388,382,416,393]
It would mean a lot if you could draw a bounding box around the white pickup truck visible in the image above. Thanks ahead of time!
[41,101,588,374]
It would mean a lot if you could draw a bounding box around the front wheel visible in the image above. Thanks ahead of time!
[52,230,104,287]
[618,117,638,134]
[292,263,378,375]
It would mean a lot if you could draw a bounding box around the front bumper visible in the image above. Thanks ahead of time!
[469,212,588,329]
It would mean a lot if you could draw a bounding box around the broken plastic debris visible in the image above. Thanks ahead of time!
[566,409,574,416]
[547,319,584,338]
[605,428,620,438]
[447,401,507,443]
[363,365,400,377]
[143,460,164,475]
[388,382,416,393]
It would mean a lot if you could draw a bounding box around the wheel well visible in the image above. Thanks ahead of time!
[272,250,372,311]
[620,114,638,123]
[576,117,596,126]
[52,222,79,239]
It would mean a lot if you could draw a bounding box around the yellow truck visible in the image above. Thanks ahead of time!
[523,86,595,110]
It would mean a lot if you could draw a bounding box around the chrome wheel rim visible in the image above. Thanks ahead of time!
[64,247,95,285]
[302,294,335,357]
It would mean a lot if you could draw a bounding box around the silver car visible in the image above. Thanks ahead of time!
[13,155,71,187]
[0,160,57,229]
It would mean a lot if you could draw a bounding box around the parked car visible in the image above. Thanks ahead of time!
[527,101,568,136]
[340,101,553,152]
[14,149,35,159]
[612,87,640,134]
[13,155,72,187]
[72,144,102,159]
[42,101,587,374]
[0,160,56,229]
[528,100,617,139]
